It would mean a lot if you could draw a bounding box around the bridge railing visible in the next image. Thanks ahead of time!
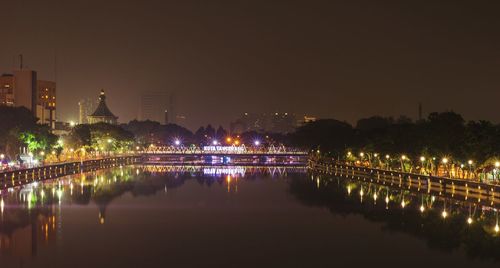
[143,145,308,155]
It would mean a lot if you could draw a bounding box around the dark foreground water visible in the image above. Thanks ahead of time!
[0,165,499,268]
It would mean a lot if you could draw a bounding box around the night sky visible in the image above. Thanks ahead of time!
[1,0,499,130]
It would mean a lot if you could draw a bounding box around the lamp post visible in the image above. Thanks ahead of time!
[442,157,449,177]
[495,162,500,183]
[467,160,473,179]
[400,155,407,172]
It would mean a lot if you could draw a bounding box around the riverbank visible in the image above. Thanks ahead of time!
[310,159,500,206]
[0,155,141,189]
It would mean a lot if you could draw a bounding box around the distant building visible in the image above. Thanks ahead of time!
[78,98,95,124]
[0,68,56,129]
[298,115,317,125]
[37,80,56,128]
[88,90,118,124]
[0,74,14,106]
[230,112,299,134]
[140,91,169,123]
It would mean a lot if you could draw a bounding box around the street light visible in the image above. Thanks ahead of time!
[254,140,260,146]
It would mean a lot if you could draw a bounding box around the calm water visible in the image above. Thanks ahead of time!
[0,165,499,268]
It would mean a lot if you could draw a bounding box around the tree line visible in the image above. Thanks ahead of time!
[289,111,500,168]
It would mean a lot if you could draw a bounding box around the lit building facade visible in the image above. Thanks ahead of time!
[0,74,14,106]
[0,69,57,128]
[37,80,56,128]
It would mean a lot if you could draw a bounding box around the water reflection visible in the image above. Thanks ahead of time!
[2,165,500,265]
[290,173,500,262]
[0,165,306,259]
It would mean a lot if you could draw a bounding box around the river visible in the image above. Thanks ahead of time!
[0,165,498,268]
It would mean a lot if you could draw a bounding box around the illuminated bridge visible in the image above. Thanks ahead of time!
[142,145,308,165]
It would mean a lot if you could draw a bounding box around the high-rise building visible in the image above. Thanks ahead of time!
[0,68,57,128]
[0,74,15,106]
[14,69,37,112]
[37,80,56,128]
[78,98,95,124]
[140,92,169,123]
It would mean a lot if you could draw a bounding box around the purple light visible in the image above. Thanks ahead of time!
[254,140,261,146]
[212,140,218,145]
[174,139,181,146]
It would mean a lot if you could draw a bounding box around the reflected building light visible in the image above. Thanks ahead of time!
[347,185,351,195]
[203,167,246,176]
[373,193,378,202]
[0,198,4,215]
[401,199,406,209]
[420,205,425,213]
[57,189,63,202]
[316,178,320,188]
[467,217,473,225]
[99,213,105,225]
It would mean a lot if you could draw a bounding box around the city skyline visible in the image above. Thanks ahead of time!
[1,1,500,130]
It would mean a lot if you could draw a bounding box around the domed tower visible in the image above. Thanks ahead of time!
[87,89,118,124]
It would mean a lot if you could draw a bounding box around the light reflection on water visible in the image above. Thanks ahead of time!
[0,166,498,268]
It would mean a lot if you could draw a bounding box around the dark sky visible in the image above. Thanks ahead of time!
[1,0,499,130]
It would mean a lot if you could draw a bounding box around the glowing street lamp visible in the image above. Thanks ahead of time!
[254,140,261,146]
[226,137,232,143]
[212,140,219,145]
[174,139,181,146]
[0,154,4,160]
[442,158,449,164]
[442,210,448,219]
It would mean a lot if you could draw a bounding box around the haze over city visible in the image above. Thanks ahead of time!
[4,2,500,267]
[1,0,499,129]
